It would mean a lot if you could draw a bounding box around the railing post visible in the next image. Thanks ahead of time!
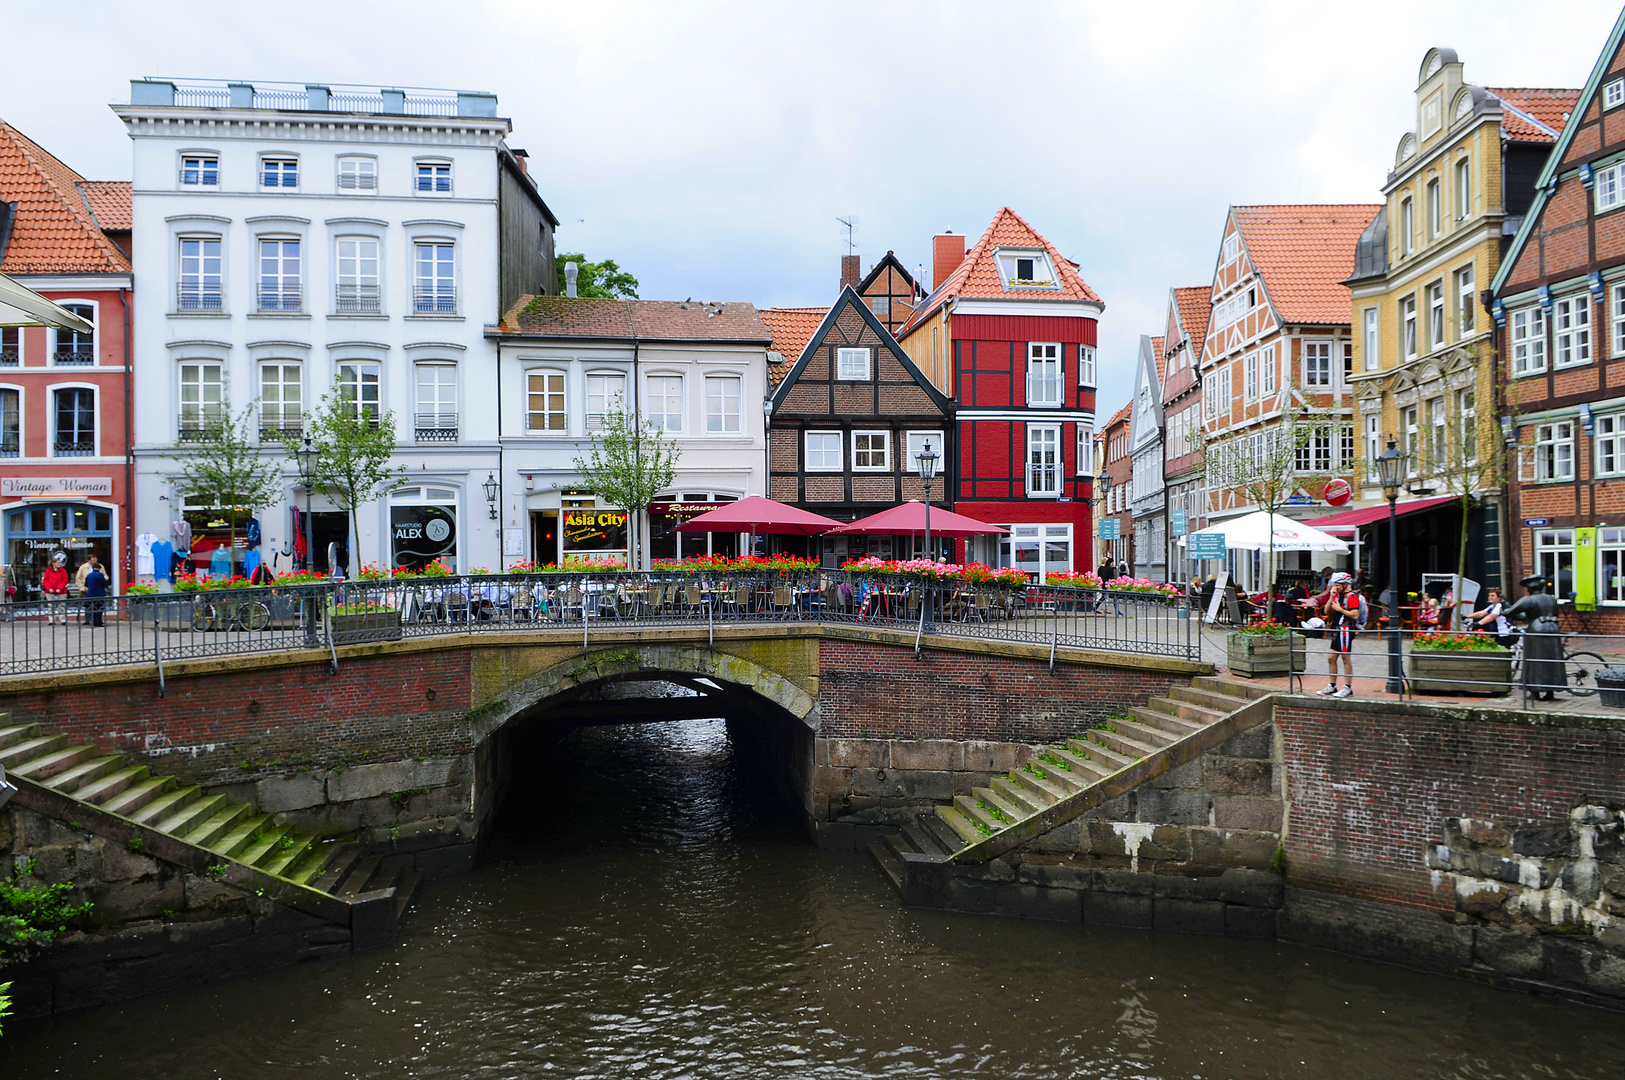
[1050,595,1059,674]
[914,581,929,658]
[325,586,339,675]
[708,585,714,647]
[582,575,590,654]
[153,599,165,697]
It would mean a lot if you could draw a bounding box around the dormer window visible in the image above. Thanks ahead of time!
[1607,79,1625,111]
[1222,232,1239,265]
[996,250,1057,289]
[180,155,218,188]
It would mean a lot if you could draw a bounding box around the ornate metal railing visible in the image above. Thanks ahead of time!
[0,572,1201,678]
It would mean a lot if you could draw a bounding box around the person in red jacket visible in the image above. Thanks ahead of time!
[41,552,70,625]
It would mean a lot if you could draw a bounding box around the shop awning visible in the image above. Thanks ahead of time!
[828,501,1009,539]
[1300,496,1457,533]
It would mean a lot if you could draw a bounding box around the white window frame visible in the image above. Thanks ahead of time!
[805,430,842,472]
[415,159,453,196]
[1402,295,1418,360]
[1613,282,1625,358]
[1427,281,1445,349]
[50,302,96,364]
[259,362,302,434]
[1243,352,1258,401]
[645,374,684,433]
[1534,421,1575,482]
[178,361,223,430]
[1455,387,1477,466]
[336,236,381,314]
[1365,413,1381,482]
[1403,405,1419,476]
[180,154,219,188]
[1456,265,1475,338]
[1401,197,1415,255]
[337,361,381,427]
[1078,344,1096,387]
[1512,306,1547,375]
[526,370,566,432]
[413,241,456,314]
[1203,373,1219,420]
[1597,413,1625,478]
[1607,78,1625,110]
[1454,158,1471,221]
[1222,232,1239,265]
[851,430,890,471]
[336,156,378,192]
[1303,340,1333,388]
[1075,425,1093,476]
[585,372,627,431]
[1427,178,1442,238]
[1026,424,1061,497]
[259,154,299,190]
[1597,163,1625,214]
[1027,342,1062,406]
[1427,396,1446,471]
[1363,307,1379,371]
[906,430,946,473]
[1535,528,1577,601]
[0,385,19,458]
[414,362,458,435]
[705,374,741,434]
[51,384,96,456]
[1261,343,1277,395]
[1554,295,1592,368]
[177,235,223,312]
[257,237,302,313]
[1600,527,1625,603]
[836,347,871,381]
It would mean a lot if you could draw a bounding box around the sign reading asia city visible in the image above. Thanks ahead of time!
[563,508,628,551]
[0,477,114,498]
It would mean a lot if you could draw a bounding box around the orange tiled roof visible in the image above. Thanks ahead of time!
[1232,204,1381,326]
[1489,87,1582,143]
[900,207,1100,335]
[1150,335,1166,383]
[77,180,131,232]
[497,295,770,342]
[0,120,130,275]
[1172,286,1210,363]
[761,306,830,388]
[1105,401,1132,430]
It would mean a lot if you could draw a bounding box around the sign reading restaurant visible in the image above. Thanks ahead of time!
[1,477,114,498]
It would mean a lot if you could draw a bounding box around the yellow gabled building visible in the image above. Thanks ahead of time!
[1344,46,1578,593]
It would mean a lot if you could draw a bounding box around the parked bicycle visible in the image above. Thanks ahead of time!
[191,595,271,632]
[1507,628,1605,696]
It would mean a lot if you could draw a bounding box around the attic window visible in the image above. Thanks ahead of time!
[996,250,1057,289]
[1607,79,1625,111]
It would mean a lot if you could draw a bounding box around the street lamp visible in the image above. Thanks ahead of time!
[1375,438,1408,694]
[483,472,500,521]
[1092,471,1111,569]
[915,438,940,561]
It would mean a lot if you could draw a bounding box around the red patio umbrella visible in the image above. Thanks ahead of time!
[674,495,843,536]
[828,501,1009,539]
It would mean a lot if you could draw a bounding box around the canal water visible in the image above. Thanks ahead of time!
[5,718,1624,1079]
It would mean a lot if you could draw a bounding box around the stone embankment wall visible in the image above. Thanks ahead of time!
[1,799,352,1020]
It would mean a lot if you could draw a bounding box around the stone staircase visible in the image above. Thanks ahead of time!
[871,677,1274,892]
[0,711,418,927]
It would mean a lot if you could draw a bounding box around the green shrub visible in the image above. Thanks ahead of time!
[0,863,94,966]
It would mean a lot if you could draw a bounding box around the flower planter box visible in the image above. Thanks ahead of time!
[1226,632,1305,677]
[1408,649,1511,695]
[152,595,196,633]
[328,610,402,644]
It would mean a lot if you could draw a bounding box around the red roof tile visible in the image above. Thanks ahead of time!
[1232,204,1381,326]
[77,180,131,232]
[1172,286,1210,363]
[1489,87,1582,143]
[900,207,1100,335]
[760,306,829,387]
[498,295,770,343]
[1105,402,1132,430]
[0,119,130,275]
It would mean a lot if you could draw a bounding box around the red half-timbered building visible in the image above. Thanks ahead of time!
[897,208,1102,579]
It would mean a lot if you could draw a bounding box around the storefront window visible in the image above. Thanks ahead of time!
[563,506,628,557]
[1535,528,1576,601]
[1000,523,1072,583]
[181,497,257,578]
[646,493,742,561]
[1600,528,1625,604]
[390,486,458,571]
[5,502,113,599]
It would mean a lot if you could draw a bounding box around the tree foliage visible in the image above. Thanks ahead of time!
[309,381,406,571]
[1,861,94,971]
[571,408,679,570]
[175,397,287,554]
[556,252,639,299]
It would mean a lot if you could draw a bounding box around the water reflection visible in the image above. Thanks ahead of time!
[3,718,1623,1079]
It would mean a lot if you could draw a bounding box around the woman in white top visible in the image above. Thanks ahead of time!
[1469,587,1515,647]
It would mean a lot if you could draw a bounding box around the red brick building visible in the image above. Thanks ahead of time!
[1162,286,1210,585]
[0,120,133,596]
[1097,402,1132,573]
[896,208,1102,579]
[1492,8,1625,626]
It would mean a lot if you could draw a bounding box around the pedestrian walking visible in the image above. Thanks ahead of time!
[41,552,70,624]
[84,558,108,628]
[1316,572,1359,698]
[74,556,94,622]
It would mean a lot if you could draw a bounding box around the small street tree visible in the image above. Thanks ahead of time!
[572,407,679,570]
[309,380,405,574]
[175,397,286,568]
[555,252,639,299]
[1419,362,1511,621]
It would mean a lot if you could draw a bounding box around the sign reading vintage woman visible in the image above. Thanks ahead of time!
[391,504,457,570]
[563,508,627,552]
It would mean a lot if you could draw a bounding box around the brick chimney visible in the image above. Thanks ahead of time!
[840,255,860,290]
[933,233,966,290]
[510,148,529,175]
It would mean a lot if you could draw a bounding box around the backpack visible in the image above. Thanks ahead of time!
[1355,594,1370,629]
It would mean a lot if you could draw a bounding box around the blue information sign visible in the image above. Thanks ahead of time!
[1188,533,1227,559]
[1099,518,1120,540]
[1170,508,1187,536]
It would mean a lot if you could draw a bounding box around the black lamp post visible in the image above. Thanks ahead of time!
[1375,438,1408,693]
[1093,471,1111,570]
[295,435,320,646]
[915,438,939,560]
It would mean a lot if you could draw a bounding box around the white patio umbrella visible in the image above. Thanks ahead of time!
[1178,511,1349,553]
[0,272,94,332]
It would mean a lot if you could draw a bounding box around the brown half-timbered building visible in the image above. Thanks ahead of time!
[765,285,953,565]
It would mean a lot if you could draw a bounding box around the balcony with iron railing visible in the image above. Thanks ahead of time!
[1,349,18,366]
[0,437,17,458]
[1026,373,1063,407]
[177,284,224,313]
[54,439,95,457]
[335,284,381,314]
[132,79,496,119]
[260,414,304,442]
[177,410,223,443]
[53,348,95,366]
[257,284,303,314]
[414,413,459,442]
[336,171,378,191]
[413,287,456,315]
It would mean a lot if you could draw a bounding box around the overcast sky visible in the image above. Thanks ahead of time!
[3,1,1618,412]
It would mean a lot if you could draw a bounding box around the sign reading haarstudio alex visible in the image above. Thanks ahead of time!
[0,477,113,498]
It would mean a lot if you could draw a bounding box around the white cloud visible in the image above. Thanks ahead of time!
[1,0,1615,411]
